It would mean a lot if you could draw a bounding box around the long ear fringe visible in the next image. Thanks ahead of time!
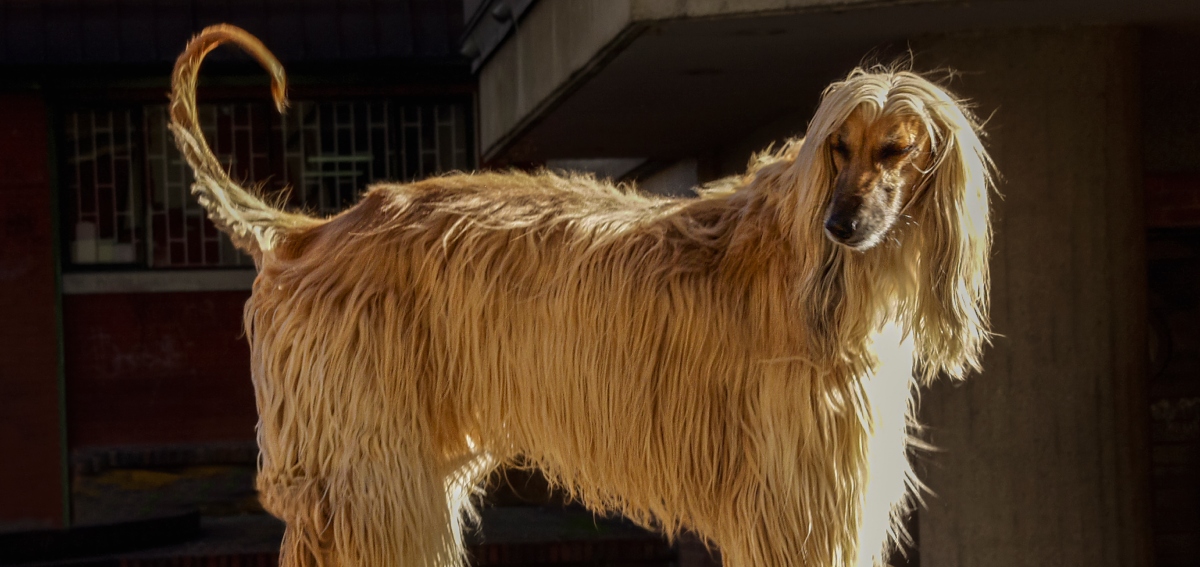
[906,77,994,383]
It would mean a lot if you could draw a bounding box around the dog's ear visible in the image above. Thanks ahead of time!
[909,100,993,383]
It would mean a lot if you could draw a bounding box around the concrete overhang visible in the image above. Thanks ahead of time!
[471,0,1200,166]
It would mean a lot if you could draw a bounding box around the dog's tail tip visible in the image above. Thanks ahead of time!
[170,24,311,257]
[271,83,289,115]
[265,56,289,116]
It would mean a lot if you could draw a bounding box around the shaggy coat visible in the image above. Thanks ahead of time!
[170,25,992,567]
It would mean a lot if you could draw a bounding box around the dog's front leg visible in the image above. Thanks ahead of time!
[853,324,919,567]
[709,370,862,567]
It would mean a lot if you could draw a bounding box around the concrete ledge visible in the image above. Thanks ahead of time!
[460,0,538,72]
[475,0,942,161]
[628,0,901,20]
[479,0,637,159]
[474,0,1198,164]
[62,270,257,295]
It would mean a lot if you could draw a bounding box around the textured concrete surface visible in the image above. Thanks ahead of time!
[914,27,1152,567]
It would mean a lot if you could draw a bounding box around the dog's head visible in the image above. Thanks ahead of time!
[803,70,992,253]
[823,106,934,250]
[782,68,994,380]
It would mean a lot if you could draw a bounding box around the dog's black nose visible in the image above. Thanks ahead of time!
[825,215,858,240]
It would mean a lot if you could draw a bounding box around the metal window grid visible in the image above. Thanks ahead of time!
[65,109,142,265]
[65,99,472,269]
[399,103,471,182]
[145,104,263,267]
[278,101,396,216]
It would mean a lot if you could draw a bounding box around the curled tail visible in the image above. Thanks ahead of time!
[169,24,317,258]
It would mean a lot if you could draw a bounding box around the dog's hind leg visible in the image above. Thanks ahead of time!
[263,450,485,567]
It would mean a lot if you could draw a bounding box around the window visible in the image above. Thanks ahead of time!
[63,99,472,269]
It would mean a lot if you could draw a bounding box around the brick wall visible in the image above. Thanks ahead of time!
[63,291,256,448]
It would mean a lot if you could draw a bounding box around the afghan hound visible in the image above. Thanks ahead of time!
[170,25,992,567]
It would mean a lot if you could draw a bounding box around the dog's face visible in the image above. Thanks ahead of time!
[824,107,934,250]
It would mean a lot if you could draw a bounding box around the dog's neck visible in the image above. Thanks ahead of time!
[713,184,904,374]
[810,233,918,376]
[731,178,967,382]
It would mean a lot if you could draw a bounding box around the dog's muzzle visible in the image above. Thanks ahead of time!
[824,195,863,245]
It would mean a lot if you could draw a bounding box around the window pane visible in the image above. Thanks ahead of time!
[64,109,142,265]
[278,100,395,217]
[144,104,261,268]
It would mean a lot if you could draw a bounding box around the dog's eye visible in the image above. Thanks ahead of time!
[830,141,849,157]
[879,144,916,159]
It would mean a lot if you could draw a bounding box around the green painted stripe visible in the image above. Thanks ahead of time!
[44,95,71,527]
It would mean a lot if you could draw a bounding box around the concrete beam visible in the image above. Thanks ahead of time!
[478,0,636,160]
[628,0,906,20]
[61,270,258,295]
[477,0,898,160]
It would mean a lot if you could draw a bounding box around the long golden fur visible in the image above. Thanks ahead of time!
[170,25,993,567]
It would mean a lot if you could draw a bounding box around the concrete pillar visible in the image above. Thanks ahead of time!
[914,28,1152,566]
